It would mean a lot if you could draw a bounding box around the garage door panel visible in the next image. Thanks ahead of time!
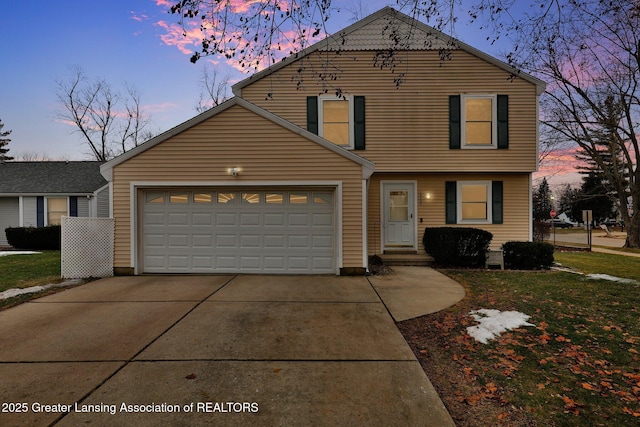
[288,213,309,226]
[216,235,237,248]
[216,213,237,226]
[145,234,166,247]
[168,213,189,226]
[264,235,285,248]
[144,213,165,225]
[313,213,333,226]
[289,257,310,270]
[192,235,213,248]
[264,213,285,226]
[168,256,189,269]
[192,213,213,225]
[240,256,261,269]
[216,256,237,269]
[313,236,333,248]
[168,234,189,247]
[288,235,310,248]
[264,256,285,270]
[240,213,261,226]
[240,235,261,248]
[192,256,213,269]
[142,189,335,274]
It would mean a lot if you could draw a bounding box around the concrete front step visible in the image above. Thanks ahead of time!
[379,252,434,267]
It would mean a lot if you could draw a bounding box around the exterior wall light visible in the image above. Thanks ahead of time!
[229,167,240,177]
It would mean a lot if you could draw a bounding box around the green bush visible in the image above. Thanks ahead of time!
[5,226,61,250]
[503,241,554,270]
[423,227,493,268]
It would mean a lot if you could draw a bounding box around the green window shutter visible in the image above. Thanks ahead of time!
[307,96,318,135]
[445,181,457,224]
[497,95,509,149]
[449,95,461,149]
[492,181,504,224]
[354,96,366,150]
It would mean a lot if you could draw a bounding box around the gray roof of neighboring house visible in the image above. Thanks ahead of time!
[0,161,107,194]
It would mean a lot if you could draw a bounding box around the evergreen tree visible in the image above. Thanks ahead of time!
[532,178,553,221]
[0,119,13,162]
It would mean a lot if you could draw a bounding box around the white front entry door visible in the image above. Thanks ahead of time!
[382,182,416,250]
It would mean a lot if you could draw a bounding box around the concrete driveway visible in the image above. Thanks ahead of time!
[0,274,454,426]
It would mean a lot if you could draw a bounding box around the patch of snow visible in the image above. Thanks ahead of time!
[586,274,639,284]
[0,279,84,301]
[0,251,41,257]
[467,309,535,344]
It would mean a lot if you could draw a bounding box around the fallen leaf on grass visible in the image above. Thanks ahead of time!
[581,382,598,391]
[623,407,640,417]
[560,395,584,415]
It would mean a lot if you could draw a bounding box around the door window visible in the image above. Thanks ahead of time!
[389,190,409,221]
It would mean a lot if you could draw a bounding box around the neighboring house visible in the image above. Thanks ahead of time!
[100,7,545,275]
[0,161,109,247]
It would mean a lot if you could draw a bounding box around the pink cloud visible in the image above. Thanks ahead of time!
[130,11,149,22]
[155,20,204,55]
[152,0,325,72]
[154,0,174,7]
[144,101,179,113]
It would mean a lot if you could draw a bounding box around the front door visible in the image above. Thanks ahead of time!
[382,182,416,251]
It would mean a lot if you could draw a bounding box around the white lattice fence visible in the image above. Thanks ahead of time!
[61,216,114,279]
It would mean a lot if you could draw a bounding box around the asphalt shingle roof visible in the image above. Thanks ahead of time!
[0,161,107,194]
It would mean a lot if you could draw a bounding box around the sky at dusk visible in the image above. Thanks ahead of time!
[0,0,576,188]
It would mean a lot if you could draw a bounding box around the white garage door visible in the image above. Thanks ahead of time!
[141,189,336,274]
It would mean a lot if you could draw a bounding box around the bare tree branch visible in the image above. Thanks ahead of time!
[56,67,153,161]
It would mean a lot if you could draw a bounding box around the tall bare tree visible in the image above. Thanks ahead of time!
[56,67,152,161]
[502,1,640,247]
[195,64,231,113]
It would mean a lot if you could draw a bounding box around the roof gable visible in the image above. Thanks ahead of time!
[233,6,546,95]
[101,97,374,181]
[0,161,107,195]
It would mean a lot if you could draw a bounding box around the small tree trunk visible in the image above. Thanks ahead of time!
[624,213,640,248]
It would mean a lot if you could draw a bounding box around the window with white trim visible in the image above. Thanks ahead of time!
[47,197,68,225]
[462,95,497,148]
[318,96,354,148]
[457,181,492,224]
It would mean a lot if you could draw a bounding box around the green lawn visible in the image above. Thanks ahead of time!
[555,251,640,281]
[399,251,640,426]
[0,251,61,292]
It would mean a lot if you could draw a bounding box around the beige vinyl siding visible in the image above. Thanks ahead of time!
[111,104,364,270]
[240,49,538,172]
[368,173,531,253]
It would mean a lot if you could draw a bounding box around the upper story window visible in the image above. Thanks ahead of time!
[318,96,354,148]
[450,94,508,150]
[462,95,496,148]
[307,95,366,150]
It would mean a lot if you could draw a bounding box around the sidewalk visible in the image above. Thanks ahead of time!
[592,247,640,258]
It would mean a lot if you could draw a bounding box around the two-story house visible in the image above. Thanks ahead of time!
[100,7,545,275]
